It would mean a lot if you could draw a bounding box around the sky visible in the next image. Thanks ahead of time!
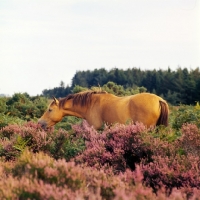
[0,0,200,96]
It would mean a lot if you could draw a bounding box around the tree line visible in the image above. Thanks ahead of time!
[42,67,200,105]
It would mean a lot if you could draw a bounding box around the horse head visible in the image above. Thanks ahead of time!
[38,97,63,129]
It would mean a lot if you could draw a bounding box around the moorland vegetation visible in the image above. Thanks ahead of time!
[1,68,200,199]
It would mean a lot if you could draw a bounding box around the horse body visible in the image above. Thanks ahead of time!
[38,91,169,129]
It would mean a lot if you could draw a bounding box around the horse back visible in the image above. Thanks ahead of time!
[129,93,169,127]
[90,93,169,128]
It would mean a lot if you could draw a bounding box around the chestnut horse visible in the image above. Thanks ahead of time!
[38,91,169,130]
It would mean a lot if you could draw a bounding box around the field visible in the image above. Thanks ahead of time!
[0,93,200,199]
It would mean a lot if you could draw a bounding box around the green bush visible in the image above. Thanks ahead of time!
[4,93,47,121]
[171,104,200,129]
[101,81,147,96]
[0,114,24,129]
[54,116,82,131]
[72,85,88,93]
[0,97,7,113]
[49,129,85,161]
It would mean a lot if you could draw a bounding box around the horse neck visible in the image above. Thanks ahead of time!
[62,99,88,119]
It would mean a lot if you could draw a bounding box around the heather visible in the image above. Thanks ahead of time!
[1,150,200,200]
[0,121,85,162]
[1,99,200,199]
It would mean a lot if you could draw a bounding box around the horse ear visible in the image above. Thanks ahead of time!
[52,96,59,106]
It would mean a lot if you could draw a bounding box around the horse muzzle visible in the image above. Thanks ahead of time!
[38,119,48,130]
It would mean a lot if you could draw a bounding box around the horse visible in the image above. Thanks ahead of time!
[38,91,169,130]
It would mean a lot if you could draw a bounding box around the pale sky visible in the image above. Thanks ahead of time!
[0,0,200,96]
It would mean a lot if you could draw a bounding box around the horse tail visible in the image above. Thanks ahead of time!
[156,100,169,126]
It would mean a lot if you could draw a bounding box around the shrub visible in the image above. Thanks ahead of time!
[1,150,125,199]
[54,116,82,131]
[101,81,147,96]
[74,121,151,172]
[0,97,7,113]
[172,105,200,129]
[0,113,24,129]
[142,154,200,196]
[179,123,200,156]
[49,128,85,161]
[1,99,200,199]
[73,121,200,197]
[0,122,52,161]
[0,121,85,162]
[1,150,200,199]
[5,93,48,120]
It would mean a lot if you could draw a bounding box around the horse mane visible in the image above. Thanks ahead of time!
[59,90,107,108]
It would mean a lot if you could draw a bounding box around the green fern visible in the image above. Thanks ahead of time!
[13,135,30,152]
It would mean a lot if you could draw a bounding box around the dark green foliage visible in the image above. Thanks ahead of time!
[54,116,82,131]
[172,104,200,129]
[49,129,85,161]
[0,93,46,128]
[0,97,7,113]
[1,93,48,121]
[42,84,71,98]
[42,67,200,105]
[0,114,24,129]
[71,85,88,93]
[101,81,147,96]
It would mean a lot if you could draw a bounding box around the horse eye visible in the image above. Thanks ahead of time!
[48,109,52,112]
